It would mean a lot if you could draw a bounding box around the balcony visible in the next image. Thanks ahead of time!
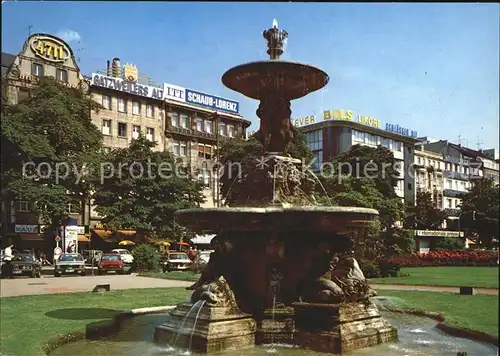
[443,170,469,181]
[165,126,217,141]
[443,189,466,198]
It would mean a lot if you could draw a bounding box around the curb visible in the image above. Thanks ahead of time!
[43,305,176,355]
[386,307,499,347]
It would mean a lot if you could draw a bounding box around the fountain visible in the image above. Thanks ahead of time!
[154,20,398,354]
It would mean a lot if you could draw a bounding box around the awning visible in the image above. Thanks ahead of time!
[18,234,44,241]
[78,234,90,242]
[466,238,477,245]
[92,229,136,240]
[190,234,216,245]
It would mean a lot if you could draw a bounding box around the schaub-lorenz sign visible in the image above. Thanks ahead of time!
[91,73,166,100]
[185,88,239,114]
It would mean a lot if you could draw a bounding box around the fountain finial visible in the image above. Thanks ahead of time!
[263,20,288,60]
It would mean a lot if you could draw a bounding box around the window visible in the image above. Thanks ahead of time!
[146,104,154,118]
[219,122,227,136]
[171,112,179,127]
[407,147,412,153]
[102,95,112,110]
[204,120,213,134]
[447,179,452,189]
[417,157,421,165]
[32,63,43,77]
[198,144,212,159]
[228,125,235,138]
[407,183,412,190]
[118,123,127,138]
[118,98,127,113]
[146,127,155,142]
[132,125,141,139]
[15,201,30,212]
[180,114,189,128]
[102,119,111,135]
[56,69,68,82]
[196,118,203,132]
[173,140,187,156]
[132,102,141,115]
[447,198,452,208]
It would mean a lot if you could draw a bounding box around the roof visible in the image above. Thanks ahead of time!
[190,234,215,244]
[447,142,492,160]
[300,119,420,144]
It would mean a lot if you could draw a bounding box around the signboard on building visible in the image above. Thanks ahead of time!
[91,73,165,100]
[14,224,38,233]
[292,115,317,127]
[163,83,186,102]
[415,230,464,238]
[185,89,239,114]
[323,109,382,129]
[30,35,71,63]
[385,123,418,138]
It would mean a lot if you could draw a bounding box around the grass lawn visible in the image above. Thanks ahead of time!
[140,270,201,282]
[377,290,499,338]
[0,288,190,356]
[371,267,499,289]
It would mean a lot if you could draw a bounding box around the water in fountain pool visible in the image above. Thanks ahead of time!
[51,311,498,356]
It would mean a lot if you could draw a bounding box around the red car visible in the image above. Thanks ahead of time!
[98,253,125,274]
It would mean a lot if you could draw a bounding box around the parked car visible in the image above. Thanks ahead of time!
[161,252,192,272]
[54,253,86,277]
[110,249,134,264]
[98,253,125,275]
[6,254,41,278]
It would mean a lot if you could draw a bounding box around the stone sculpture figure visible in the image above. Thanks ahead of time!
[190,275,238,307]
[256,97,293,153]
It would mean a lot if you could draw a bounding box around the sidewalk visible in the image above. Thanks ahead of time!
[370,283,498,295]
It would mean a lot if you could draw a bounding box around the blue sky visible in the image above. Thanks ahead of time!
[2,2,499,150]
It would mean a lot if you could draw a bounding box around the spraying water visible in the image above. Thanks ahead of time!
[188,301,206,351]
[170,300,203,347]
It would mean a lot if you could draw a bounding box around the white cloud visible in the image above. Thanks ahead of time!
[56,30,81,43]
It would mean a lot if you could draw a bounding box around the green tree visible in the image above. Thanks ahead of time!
[458,178,499,248]
[1,77,103,231]
[404,190,447,230]
[92,136,205,240]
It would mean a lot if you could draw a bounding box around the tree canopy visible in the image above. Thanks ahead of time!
[1,77,103,230]
[457,177,499,247]
[404,190,447,230]
[92,136,205,240]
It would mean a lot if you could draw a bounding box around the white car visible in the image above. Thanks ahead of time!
[110,249,134,264]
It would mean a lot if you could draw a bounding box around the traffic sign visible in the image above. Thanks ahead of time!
[55,235,61,242]
[54,247,62,255]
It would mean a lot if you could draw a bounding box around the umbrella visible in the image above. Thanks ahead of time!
[154,241,171,246]
[118,240,135,246]
[176,242,189,246]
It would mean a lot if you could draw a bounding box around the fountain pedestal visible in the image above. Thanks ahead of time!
[255,306,295,345]
[293,300,398,353]
[154,303,256,353]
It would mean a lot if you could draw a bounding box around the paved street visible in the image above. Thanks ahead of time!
[370,283,498,295]
[0,274,193,298]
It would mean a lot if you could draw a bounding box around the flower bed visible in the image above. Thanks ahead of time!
[389,251,498,267]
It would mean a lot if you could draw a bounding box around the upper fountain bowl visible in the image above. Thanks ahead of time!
[221,60,329,101]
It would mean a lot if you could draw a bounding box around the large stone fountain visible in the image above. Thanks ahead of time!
[154,20,397,354]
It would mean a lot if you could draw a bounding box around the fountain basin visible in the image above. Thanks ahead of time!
[174,206,378,234]
[221,61,329,100]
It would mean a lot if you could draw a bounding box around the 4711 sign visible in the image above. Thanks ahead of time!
[31,35,71,63]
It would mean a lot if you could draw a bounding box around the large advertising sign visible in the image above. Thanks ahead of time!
[64,226,79,254]
[185,89,239,114]
[163,83,186,102]
[91,73,166,100]
[31,35,71,63]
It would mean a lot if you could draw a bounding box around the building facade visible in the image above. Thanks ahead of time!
[413,146,446,210]
[1,33,251,253]
[1,33,88,250]
[294,109,419,205]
